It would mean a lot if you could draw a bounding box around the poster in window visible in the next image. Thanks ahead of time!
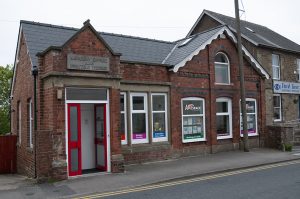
[182,116,204,141]
[153,113,166,138]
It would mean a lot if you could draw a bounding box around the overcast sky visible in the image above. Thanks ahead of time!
[0,0,300,66]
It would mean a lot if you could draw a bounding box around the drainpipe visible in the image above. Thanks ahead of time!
[31,65,38,178]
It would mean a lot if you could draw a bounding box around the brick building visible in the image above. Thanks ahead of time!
[11,15,270,180]
[187,10,300,147]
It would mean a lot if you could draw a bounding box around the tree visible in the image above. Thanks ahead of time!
[0,65,13,135]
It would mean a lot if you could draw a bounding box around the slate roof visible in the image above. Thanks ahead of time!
[164,26,224,65]
[21,20,175,67]
[188,10,300,53]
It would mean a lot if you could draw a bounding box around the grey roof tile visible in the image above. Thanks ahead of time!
[164,26,224,65]
[21,21,175,66]
[204,10,300,53]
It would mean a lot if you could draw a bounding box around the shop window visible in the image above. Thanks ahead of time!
[17,101,21,144]
[216,98,232,139]
[181,97,206,143]
[240,98,258,136]
[27,99,33,148]
[120,93,127,145]
[151,94,168,142]
[272,54,280,80]
[130,93,148,144]
[273,95,282,121]
[215,53,230,84]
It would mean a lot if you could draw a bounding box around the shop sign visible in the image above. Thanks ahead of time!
[133,132,146,139]
[273,80,300,94]
[153,131,166,138]
[67,53,109,71]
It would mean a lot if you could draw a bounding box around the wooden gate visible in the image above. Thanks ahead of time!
[0,135,17,174]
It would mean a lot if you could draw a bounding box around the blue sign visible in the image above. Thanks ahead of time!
[153,131,166,138]
[273,80,300,94]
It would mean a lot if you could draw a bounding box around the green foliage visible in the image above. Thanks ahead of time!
[284,143,293,152]
[0,65,13,135]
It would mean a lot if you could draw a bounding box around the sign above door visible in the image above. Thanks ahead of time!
[67,53,109,72]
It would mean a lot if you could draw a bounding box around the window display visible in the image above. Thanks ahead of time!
[240,99,258,136]
[120,93,127,145]
[216,98,232,139]
[131,93,148,144]
[182,98,205,143]
[152,94,168,142]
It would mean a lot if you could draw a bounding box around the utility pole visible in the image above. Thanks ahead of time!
[235,0,249,152]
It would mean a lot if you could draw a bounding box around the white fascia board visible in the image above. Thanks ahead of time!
[173,26,270,79]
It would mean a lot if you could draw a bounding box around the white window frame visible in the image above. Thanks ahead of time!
[181,97,206,143]
[130,93,149,144]
[151,93,168,142]
[297,59,300,82]
[272,54,280,80]
[18,102,21,144]
[214,52,230,85]
[273,94,282,122]
[120,92,127,145]
[240,98,258,137]
[216,97,232,140]
[29,99,33,148]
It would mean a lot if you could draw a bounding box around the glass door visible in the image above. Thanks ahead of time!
[68,104,82,176]
[94,104,107,171]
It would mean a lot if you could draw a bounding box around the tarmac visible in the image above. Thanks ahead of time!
[0,147,300,199]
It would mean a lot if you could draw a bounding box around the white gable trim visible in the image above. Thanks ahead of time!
[172,26,270,79]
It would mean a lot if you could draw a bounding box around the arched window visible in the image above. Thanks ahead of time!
[215,53,230,84]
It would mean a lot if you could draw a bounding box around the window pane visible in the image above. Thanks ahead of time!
[70,106,78,142]
[153,113,166,138]
[133,96,144,110]
[274,108,281,120]
[273,67,279,79]
[215,54,228,63]
[217,115,230,136]
[152,95,165,111]
[241,115,257,134]
[272,54,279,66]
[215,64,229,84]
[246,101,255,113]
[182,100,203,115]
[217,101,228,113]
[132,113,146,139]
[182,116,204,140]
[273,96,280,107]
[120,94,125,112]
[66,88,107,100]
[71,149,79,172]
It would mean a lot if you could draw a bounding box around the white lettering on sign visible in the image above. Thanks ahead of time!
[185,104,201,111]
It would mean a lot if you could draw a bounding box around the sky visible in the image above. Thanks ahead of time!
[0,0,300,66]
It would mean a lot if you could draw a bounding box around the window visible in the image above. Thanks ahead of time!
[120,93,127,145]
[240,98,258,136]
[182,97,205,143]
[273,94,282,121]
[215,53,230,84]
[17,101,21,144]
[151,94,168,142]
[130,93,148,144]
[272,54,280,80]
[297,59,300,81]
[216,98,232,139]
[27,99,33,148]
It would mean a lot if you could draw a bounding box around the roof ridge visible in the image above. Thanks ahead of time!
[100,31,175,44]
[20,20,175,45]
[20,20,79,31]
[204,10,268,29]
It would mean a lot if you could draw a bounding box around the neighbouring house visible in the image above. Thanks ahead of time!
[187,10,300,147]
[11,12,271,180]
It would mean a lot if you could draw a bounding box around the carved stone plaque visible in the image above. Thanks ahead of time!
[67,54,109,71]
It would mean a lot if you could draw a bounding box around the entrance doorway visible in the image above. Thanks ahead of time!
[67,103,107,176]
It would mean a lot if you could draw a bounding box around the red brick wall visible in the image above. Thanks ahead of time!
[11,32,35,177]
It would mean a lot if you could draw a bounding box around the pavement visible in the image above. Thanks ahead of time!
[1,147,300,199]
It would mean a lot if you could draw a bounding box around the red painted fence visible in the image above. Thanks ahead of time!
[0,135,17,174]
